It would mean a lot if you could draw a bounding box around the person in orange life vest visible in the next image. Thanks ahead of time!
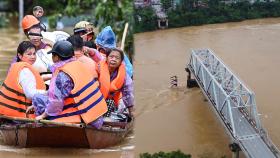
[66,35,97,77]
[29,41,107,128]
[96,48,134,117]
[0,41,46,118]
[92,26,133,78]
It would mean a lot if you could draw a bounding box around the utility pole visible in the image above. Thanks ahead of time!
[19,0,23,33]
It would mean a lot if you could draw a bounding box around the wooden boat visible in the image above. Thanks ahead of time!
[0,23,133,149]
[0,115,134,149]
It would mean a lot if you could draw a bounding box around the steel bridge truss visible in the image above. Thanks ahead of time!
[187,49,279,158]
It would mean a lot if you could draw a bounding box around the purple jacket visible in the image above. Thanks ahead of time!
[32,58,103,128]
[32,58,75,116]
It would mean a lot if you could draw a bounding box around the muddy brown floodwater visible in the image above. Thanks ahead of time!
[1,18,280,158]
[134,18,280,158]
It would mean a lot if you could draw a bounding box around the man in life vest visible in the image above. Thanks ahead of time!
[66,34,97,76]
[0,41,46,118]
[74,21,96,49]
[29,41,107,127]
[96,48,134,117]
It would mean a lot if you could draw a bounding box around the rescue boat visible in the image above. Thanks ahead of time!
[0,22,133,149]
[0,115,133,149]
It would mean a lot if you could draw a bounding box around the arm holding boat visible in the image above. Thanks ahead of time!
[36,112,48,120]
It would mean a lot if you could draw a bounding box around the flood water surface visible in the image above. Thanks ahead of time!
[134,18,280,157]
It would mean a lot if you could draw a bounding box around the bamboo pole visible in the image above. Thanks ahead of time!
[121,23,129,51]
[0,115,84,128]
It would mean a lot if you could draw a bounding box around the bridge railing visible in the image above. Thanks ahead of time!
[188,49,262,139]
[187,49,280,157]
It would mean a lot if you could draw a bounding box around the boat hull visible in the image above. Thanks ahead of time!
[0,121,133,149]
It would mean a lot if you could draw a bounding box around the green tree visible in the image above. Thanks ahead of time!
[161,0,172,11]
[94,0,134,56]
[30,0,95,17]
[134,6,157,33]
[140,150,191,158]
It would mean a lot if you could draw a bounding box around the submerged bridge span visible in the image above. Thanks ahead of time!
[186,49,279,158]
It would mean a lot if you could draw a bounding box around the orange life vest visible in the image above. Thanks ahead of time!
[97,60,126,106]
[0,62,45,118]
[74,52,98,78]
[47,60,107,124]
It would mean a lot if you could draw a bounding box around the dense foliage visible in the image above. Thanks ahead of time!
[134,0,280,33]
[0,15,9,28]
[140,150,191,158]
[168,1,280,28]
[94,0,134,57]
[134,6,157,33]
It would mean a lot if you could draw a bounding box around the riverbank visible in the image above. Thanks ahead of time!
[135,1,280,33]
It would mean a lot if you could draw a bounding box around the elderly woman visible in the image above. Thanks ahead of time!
[0,41,46,118]
[87,26,133,78]
[93,26,133,77]
[95,48,134,117]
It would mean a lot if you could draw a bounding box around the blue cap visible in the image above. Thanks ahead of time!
[95,26,116,49]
